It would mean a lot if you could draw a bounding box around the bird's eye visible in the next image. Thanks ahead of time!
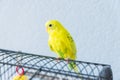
[49,24,52,27]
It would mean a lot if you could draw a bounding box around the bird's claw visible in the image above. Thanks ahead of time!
[65,58,70,63]
[56,57,61,62]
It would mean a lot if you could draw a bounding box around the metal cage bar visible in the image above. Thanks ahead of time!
[0,49,113,80]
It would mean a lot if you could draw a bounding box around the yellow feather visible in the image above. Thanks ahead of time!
[13,75,28,80]
[46,20,80,71]
[46,20,76,60]
[46,20,82,79]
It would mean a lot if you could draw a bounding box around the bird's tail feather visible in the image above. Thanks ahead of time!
[68,62,83,80]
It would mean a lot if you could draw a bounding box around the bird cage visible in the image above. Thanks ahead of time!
[0,49,113,80]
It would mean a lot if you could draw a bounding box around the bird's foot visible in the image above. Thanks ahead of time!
[56,57,61,62]
[65,58,70,64]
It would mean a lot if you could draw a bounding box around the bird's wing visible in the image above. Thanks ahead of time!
[65,32,77,55]
[58,31,77,59]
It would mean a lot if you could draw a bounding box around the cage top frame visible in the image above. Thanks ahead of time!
[0,48,112,80]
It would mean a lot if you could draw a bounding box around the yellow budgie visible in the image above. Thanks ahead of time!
[13,66,28,80]
[45,20,79,74]
[13,75,28,80]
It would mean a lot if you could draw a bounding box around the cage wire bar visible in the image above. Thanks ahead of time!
[0,49,112,80]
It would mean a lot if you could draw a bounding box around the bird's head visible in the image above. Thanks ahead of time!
[45,20,64,34]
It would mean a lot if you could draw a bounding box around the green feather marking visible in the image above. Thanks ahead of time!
[57,50,64,58]
[68,62,78,72]
[68,62,83,80]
